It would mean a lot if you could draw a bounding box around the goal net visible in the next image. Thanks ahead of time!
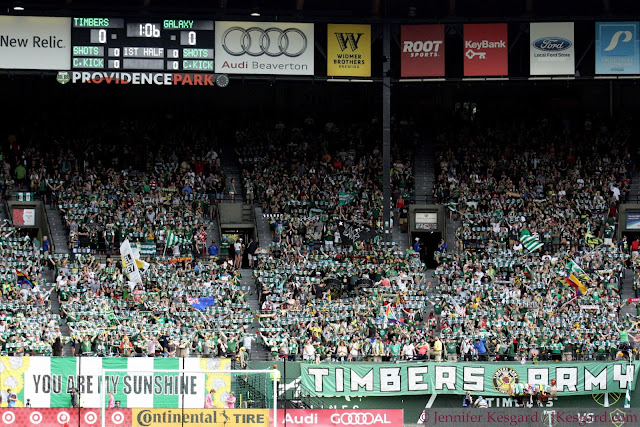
[99,368,278,427]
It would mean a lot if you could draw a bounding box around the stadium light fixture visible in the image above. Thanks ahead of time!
[13,1,24,11]
[250,10,261,16]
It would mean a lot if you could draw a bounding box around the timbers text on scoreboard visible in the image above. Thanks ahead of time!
[71,17,214,72]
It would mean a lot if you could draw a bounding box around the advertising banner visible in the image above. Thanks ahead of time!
[277,409,403,427]
[132,409,269,427]
[401,25,445,77]
[301,361,639,398]
[214,21,314,75]
[596,22,640,74]
[12,208,35,226]
[0,408,130,427]
[0,16,70,70]
[463,23,508,76]
[0,356,230,408]
[626,212,640,229]
[530,22,575,75]
[327,24,371,77]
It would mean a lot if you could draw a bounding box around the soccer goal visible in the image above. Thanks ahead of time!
[100,368,278,427]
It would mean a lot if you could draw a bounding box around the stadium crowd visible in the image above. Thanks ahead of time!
[0,114,638,364]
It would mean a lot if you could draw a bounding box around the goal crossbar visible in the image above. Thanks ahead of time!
[100,368,278,427]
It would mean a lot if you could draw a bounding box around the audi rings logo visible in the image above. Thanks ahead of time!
[329,412,391,425]
[222,27,307,57]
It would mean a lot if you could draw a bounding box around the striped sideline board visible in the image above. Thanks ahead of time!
[7,356,230,408]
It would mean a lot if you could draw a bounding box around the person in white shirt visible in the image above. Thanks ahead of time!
[233,239,243,269]
[303,340,315,361]
[402,342,415,360]
[461,339,474,361]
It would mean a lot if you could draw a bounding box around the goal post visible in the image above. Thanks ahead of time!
[100,368,278,427]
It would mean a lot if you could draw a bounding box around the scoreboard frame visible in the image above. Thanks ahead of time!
[71,17,215,72]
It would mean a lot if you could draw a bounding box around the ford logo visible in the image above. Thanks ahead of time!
[533,37,572,51]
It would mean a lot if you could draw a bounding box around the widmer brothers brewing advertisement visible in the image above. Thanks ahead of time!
[327,24,371,77]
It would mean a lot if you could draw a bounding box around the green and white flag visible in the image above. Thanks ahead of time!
[165,230,190,247]
[625,386,631,408]
[520,233,544,252]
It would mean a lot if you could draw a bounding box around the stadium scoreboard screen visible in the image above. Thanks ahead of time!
[71,17,214,72]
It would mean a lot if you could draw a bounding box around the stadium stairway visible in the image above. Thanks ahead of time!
[44,205,71,256]
[621,268,636,319]
[445,215,460,255]
[413,139,435,204]
[254,206,273,248]
[240,267,271,361]
[220,149,245,204]
[390,220,409,250]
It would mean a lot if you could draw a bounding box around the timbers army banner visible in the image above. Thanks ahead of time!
[301,361,640,398]
[1,356,230,408]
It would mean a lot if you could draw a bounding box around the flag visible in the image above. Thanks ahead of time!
[165,230,190,247]
[338,192,355,206]
[448,296,466,317]
[120,239,142,284]
[563,274,587,297]
[385,305,405,325]
[567,260,590,285]
[625,387,631,408]
[16,270,36,289]
[569,273,587,296]
[520,233,544,252]
[188,296,216,311]
[337,220,377,246]
[131,246,150,275]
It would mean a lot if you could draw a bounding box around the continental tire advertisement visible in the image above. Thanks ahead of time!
[133,409,269,427]
[327,24,371,77]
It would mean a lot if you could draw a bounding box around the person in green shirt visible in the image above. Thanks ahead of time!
[388,338,401,362]
[445,338,458,361]
[80,335,94,355]
[614,322,639,357]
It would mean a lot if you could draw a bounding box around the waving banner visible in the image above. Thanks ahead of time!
[337,221,376,245]
[301,361,639,398]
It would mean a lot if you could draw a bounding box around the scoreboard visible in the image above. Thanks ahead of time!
[71,17,215,72]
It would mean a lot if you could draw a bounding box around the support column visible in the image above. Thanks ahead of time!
[382,22,391,242]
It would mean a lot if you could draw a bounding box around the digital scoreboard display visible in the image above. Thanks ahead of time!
[71,17,214,72]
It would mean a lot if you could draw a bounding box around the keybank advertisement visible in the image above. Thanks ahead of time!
[0,16,71,70]
[214,21,314,75]
[596,22,640,74]
[327,24,371,77]
[0,356,230,408]
[463,23,508,76]
[530,22,575,75]
[301,361,639,397]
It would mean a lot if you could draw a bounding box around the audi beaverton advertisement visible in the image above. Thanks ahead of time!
[215,21,314,75]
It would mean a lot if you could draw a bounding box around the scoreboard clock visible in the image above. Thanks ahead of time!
[71,17,215,72]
